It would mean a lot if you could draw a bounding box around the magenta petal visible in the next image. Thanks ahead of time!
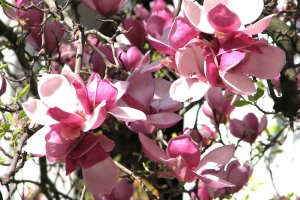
[77,144,109,168]
[146,29,176,56]
[127,120,156,134]
[84,101,107,131]
[237,39,286,79]
[45,124,77,162]
[227,166,249,192]
[229,119,245,138]
[139,133,168,163]
[146,113,182,128]
[208,4,241,32]
[141,60,163,73]
[169,17,199,50]
[47,107,83,126]
[83,157,119,194]
[167,135,200,169]
[69,134,102,159]
[205,54,221,86]
[95,79,118,111]
[183,0,214,33]
[170,77,209,102]
[126,68,155,107]
[220,71,256,95]
[164,157,198,182]
[72,80,90,115]
[220,51,246,72]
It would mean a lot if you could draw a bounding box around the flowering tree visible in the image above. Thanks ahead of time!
[0,0,299,199]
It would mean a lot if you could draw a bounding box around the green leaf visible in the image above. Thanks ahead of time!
[0,64,8,70]
[0,156,6,164]
[19,110,27,118]
[113,154,122,162]
[4,112,14,122]
[233,100,253,107]
[13,127,23,136]
[253,87,264,101]
[15,84,30,102]
[225,94,233,100]
[269,149,283,155]
[255,81,266,90]
[0,0,10,9]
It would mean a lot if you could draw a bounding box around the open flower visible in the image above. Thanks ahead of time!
[229,113,267,143]
[122,68,182,134]
[202,87,238,123]
[139,133,235,188]
[3,0,43,30]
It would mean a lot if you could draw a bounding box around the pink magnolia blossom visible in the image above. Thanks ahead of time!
[122,68,182,134]
[229,113,267,143]
[91,43,117,77]
[23,65,145,157]
[182,0,272,35]
[139,133,235,188]
[225,160,253,193]
[65,133,119,194]
[202,87,238,124]
[27,21,65,53]
[81,0,128,17]
[94,178,134,200]
[121,19,146,47]
[134,0,175,39]
[190,126,216,147]
[3,0,43,30]
[116,46,150,71]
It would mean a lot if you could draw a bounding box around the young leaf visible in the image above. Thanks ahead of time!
[233,100,253,107]
[15,84,30,102]
[0,156,6,164]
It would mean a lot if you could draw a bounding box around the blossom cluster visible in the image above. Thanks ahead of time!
[1,0,289,198]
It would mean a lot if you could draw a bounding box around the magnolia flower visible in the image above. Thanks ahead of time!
[27,21,65,53]
[139,133,235,188]
[121,19,146,47]
[23,65,145,158]
[229,113,267,143]
[225,160,253,193]
[3,0,43,30]
[65,133,119,194]
[202,87,238,124]
[123,68,182,134]
[116,46,150,72]
[190,126,216,147]
[182,0,272,35]
[81,0,128,17]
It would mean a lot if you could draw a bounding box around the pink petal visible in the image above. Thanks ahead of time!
[170,77,209,102]
[169,17,199,50]
[229,119,244,138]
[242,15,273,35]
[164,157,198,182]
[220,51,246,72]
[205,54,222,87]
[126,68,154,107]
[207,3,241,32]
[237,39,286,79]
[183,0,214,33]
[196,145,235,172]
[83,157,119,194]
[113,80,129,101]
[227,166,249,192]
[167,135,200,169]
[258,115,268,134]
[77,144,109,169]
[23,126,49,156]
[127,120,156,134]
[38,74,80,113]
[141,60,163,73]
[139,133,168,163]
[198,174,235,188]
[152,78,182,112]
[22,99,58,125]
[146,113,182,128]
[61,65,85,88]
[220,71,256,95]
[176,39,206,81]
[224,0,264,26]
[47,107,84,126]
[146,29,176,55]
[83,101,107,131]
